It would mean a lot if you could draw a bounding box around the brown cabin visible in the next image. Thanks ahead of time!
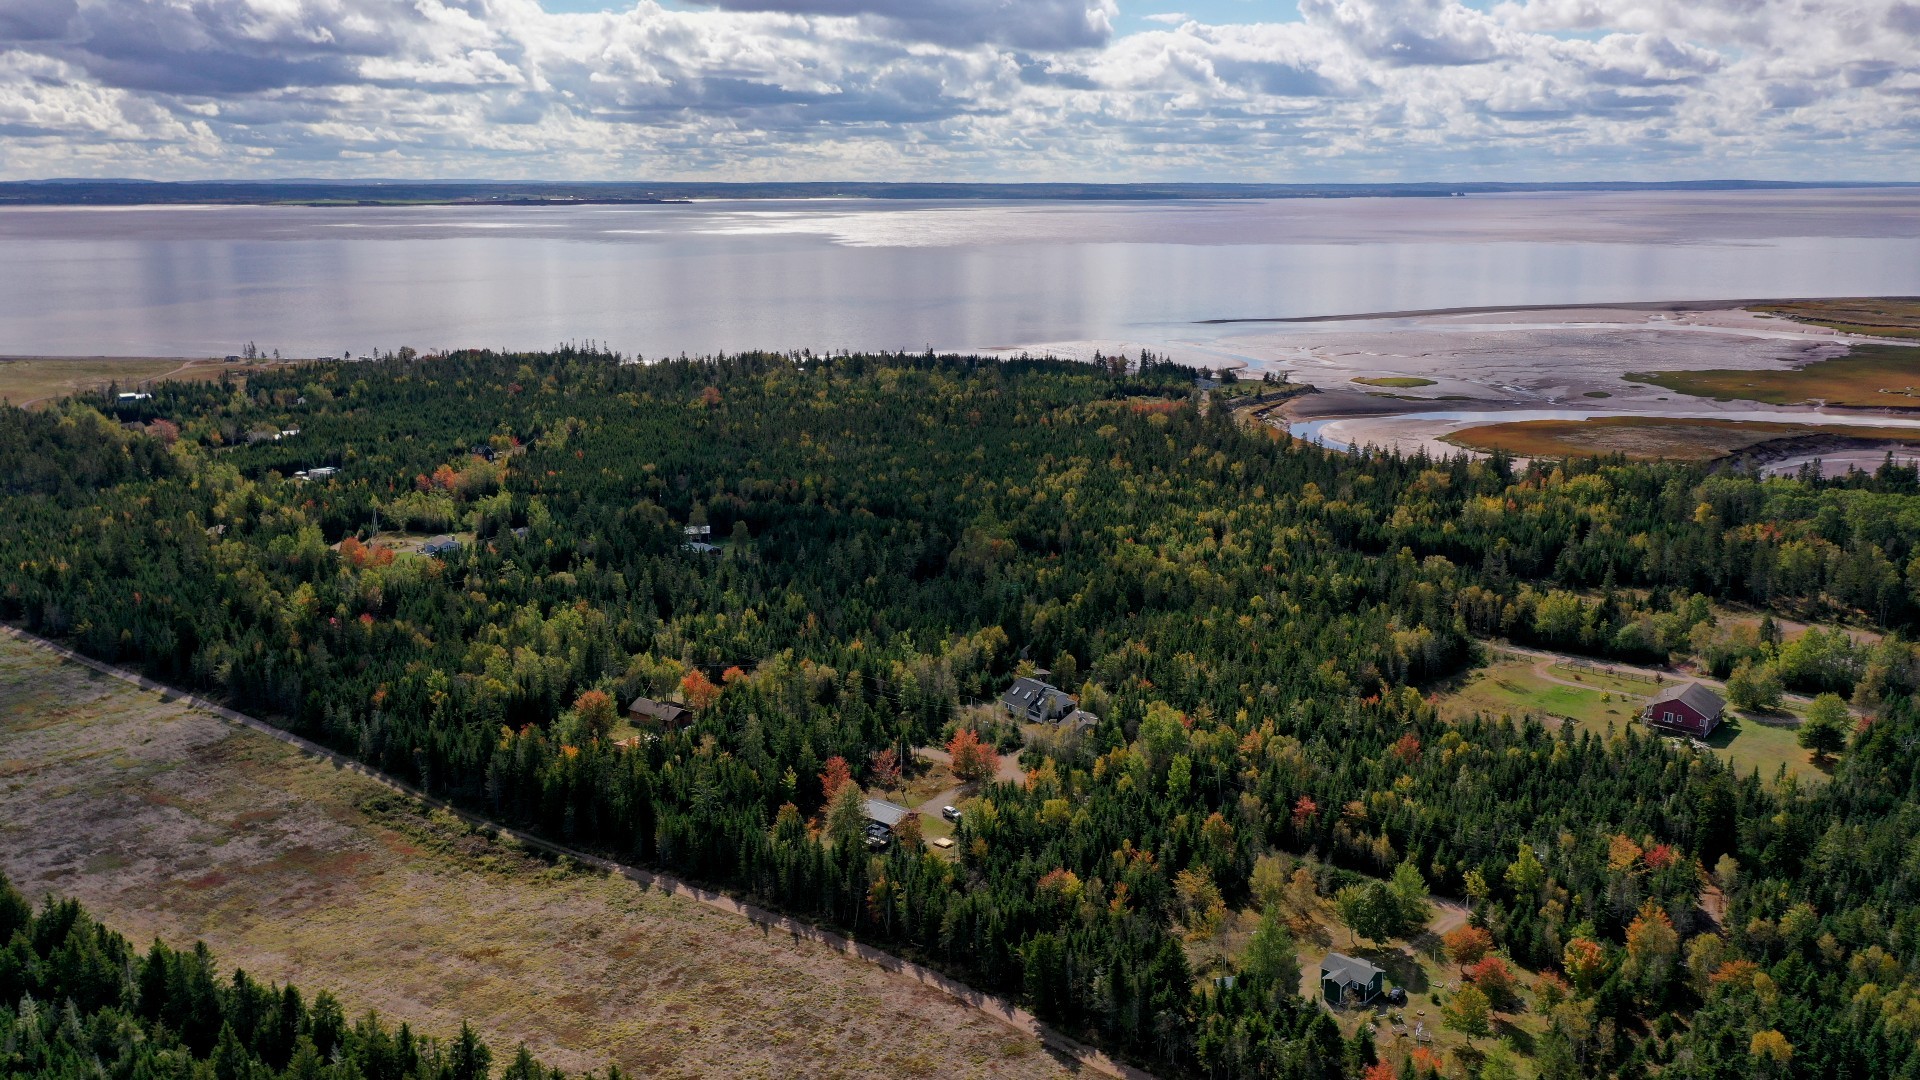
[629,695,692,731]
[1641,682,1725,738]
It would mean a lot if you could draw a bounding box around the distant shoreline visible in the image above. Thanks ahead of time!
[1199,297,1920,324]
[3,178,1916,208]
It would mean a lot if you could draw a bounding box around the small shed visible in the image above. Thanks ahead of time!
[629,696,692,730]
[999,677,1076,723]
[863,798,912,832]
[1320,953,1385,1007]
[1642,682,1725,737]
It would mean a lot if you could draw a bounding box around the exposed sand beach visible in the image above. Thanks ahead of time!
[994,298,1920,465]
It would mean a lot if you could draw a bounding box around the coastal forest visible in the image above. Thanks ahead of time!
[5,349,1920,1079]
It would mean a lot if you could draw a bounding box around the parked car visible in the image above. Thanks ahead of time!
[941,805,961,822]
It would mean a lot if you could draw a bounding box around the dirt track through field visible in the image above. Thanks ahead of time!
[0,626,1147,1080]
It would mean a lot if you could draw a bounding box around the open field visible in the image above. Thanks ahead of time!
[0,633,1073,1080]
[1753,298,1920,339]
[1435,655,1645,729]
[1441,415,1920,461]
[1629,343,1920,407]
[1434,653,1824,782]
[0,356,295,408]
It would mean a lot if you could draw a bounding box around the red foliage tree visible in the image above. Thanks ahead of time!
[1389,732,1422,763]
[1291,795,1318,830]
[1466,955,1516,1005]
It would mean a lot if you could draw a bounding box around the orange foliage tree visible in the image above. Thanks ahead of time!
[573,689,616,740]
[679,668,721,710]
[947,727,999,784]
[819,756,854,804]
[1563,937,1610,995]
[1444,925,1494,969]
[868,747,902,791]
[338,536,395,569]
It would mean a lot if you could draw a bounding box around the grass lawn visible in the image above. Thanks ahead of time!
[1435,654,1827,783]
[1627,343,1920,407]
[0,634,1068,1080]
[1353,376,1437,388]
[1435,656,1641,729]
[1544,663,1663,697]
[1443,415,1920,462]
[1703,713,1830,784]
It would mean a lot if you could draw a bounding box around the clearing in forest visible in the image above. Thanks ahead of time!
[0,633,1069,1080]
[0,356,287,408]
[1433,652,1826,782]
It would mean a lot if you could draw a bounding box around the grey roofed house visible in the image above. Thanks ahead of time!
[999,677,1076,723]
[1320,953,1385,1006]
[863,798,912,830]
[1062,708,1100,729]
[629,695,692,729]
[420,536,461,557]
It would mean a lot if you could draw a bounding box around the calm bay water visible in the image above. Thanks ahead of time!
[2,188,1919,358]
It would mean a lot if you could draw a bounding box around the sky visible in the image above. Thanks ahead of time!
[0,0,1915,181]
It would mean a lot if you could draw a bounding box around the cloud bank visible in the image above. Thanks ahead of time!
[0,0,1914,179]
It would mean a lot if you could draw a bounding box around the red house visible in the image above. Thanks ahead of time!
[1641,683,1726,737]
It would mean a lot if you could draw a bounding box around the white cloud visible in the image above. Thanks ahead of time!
[0,0,1913,179]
